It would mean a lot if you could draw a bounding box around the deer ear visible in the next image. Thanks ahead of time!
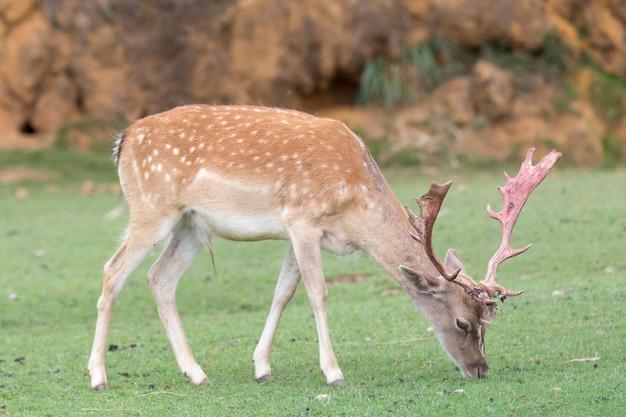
[444,249,467,274]
[400,265,441,293]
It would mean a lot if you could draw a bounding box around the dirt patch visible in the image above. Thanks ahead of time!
[327,274,375,285]
[0,168,58,183]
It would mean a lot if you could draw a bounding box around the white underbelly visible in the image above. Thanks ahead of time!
[194,208,289,241]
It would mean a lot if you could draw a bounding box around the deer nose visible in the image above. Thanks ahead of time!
[476,363,489,378]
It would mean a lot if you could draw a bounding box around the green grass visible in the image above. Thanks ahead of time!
[1,151,625,416]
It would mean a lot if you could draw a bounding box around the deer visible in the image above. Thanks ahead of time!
[87,104,561,389]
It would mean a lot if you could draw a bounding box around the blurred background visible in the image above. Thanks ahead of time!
[0,0,625,168]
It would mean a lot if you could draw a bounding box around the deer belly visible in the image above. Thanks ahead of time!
[195,209,289,241]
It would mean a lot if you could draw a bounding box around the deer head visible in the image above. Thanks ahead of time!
[402,148,561,378]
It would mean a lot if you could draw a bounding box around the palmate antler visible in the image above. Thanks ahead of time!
[480,147,562,301]
[407,147,561,305]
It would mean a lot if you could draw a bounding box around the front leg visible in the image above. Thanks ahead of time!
[253,245,301,381]
[290,231,345,386]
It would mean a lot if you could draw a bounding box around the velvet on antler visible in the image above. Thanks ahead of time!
[406,148,562,306]
[480,147,562,301]
[406,181,461,281]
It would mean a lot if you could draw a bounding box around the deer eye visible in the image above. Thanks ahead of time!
[456,319,470,336]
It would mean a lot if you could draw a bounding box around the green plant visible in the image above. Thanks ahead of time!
[535,137,559,150]
[550,83,580,116]
[471,116,488,132]
[589,72,626,124]
[55,117,129,153]
[479,33,573,93]
[357,38,465,109]
[601,134,623,169]
[391,147,423,167]
[540,30,574,76]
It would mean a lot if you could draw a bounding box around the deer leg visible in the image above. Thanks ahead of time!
[290,233,345,386]
[146,224,209,386]
[88,222,172,390]
[253,244,301,382]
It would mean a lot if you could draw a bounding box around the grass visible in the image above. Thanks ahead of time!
[1,150,625,416]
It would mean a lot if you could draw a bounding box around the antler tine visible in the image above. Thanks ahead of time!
[480,147,562,302]
[406,181,461,281]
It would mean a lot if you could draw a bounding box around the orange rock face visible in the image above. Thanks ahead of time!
[0,0,624,165]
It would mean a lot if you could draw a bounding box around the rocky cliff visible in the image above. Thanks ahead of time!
[1,0,625,166]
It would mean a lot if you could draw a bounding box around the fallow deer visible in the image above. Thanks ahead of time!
[87,104,560,389]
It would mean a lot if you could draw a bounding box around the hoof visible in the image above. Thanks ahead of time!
[330,379,348,387]
[199,378,214,386]
[256,374,276,383]
[92,383,107,391]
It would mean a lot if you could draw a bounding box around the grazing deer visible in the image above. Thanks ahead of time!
[87,104,561,389]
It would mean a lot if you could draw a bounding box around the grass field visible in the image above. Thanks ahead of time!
[0,150,624,416]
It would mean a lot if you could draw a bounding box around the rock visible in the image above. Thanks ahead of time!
[432,0,550,51]
[431,76,474,127]
[546,0,626,75]
[460,88,605,167]
[0,0,38,24]
[470,61,517,122]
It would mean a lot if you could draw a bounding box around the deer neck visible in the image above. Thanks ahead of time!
[356,182,441,291]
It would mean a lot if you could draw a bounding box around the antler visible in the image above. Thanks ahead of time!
[406,181,462,281]
[407,182,497,302]
[480,147,562,301]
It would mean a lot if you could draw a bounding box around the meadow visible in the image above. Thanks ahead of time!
[0,150,624,416]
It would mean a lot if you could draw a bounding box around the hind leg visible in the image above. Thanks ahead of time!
[146,220,209,385]
[88,220,174,390]
[253,245,301,381]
